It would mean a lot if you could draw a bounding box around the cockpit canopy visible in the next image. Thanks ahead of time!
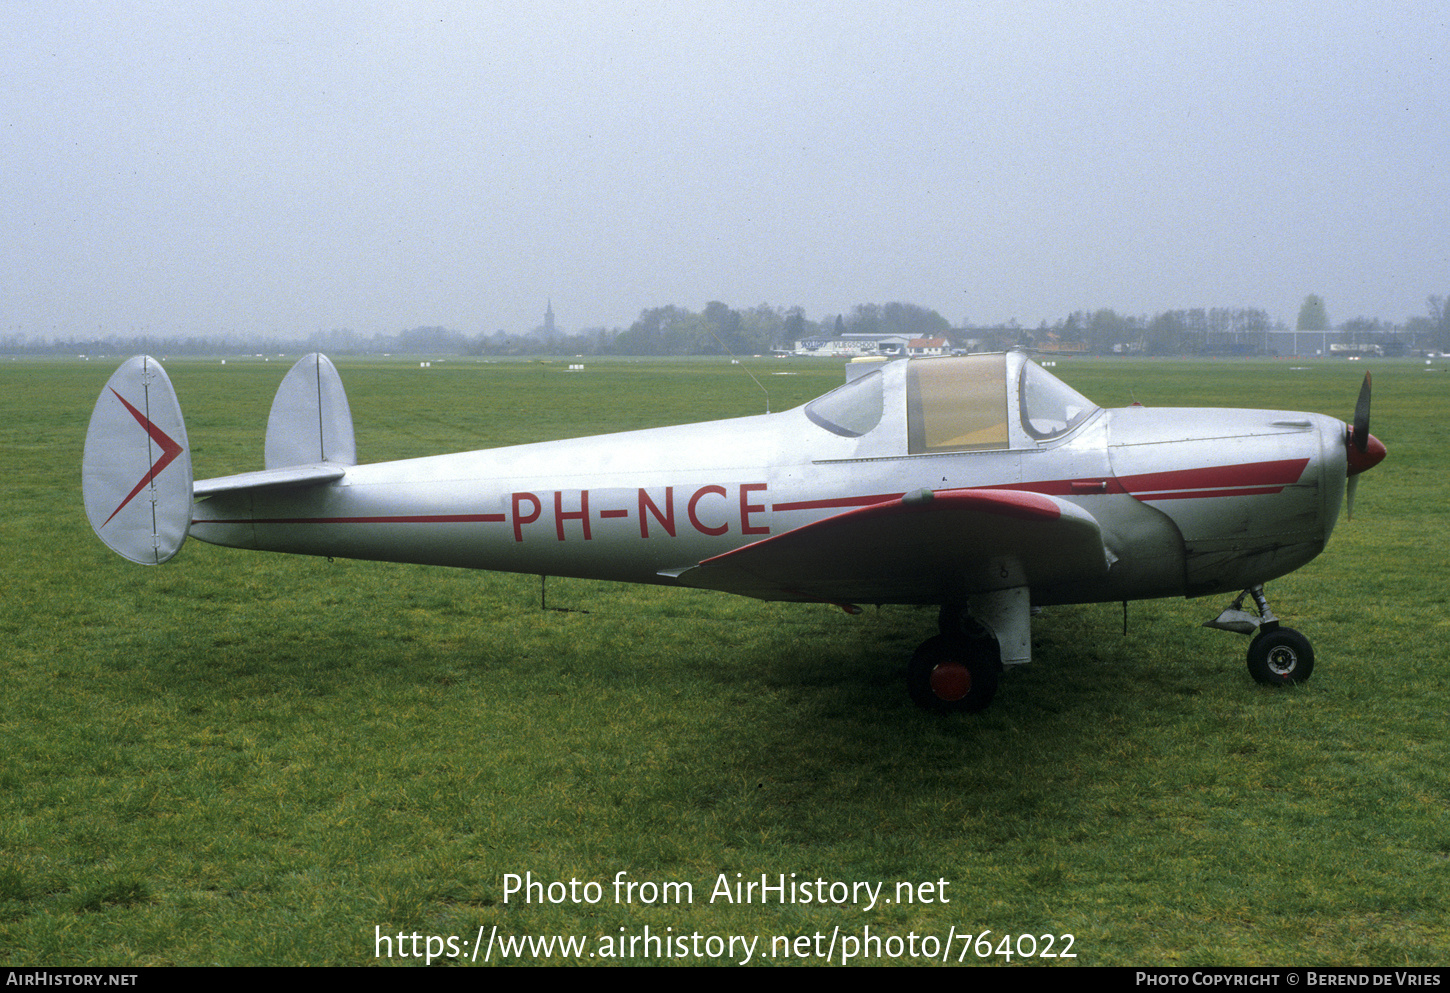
[804,352,1098,454]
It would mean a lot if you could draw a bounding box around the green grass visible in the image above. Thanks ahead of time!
[1,353,1447,965]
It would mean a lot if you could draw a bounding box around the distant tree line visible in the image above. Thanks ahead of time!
[7,295,1448,357]
[0,301,954,358]
[967,307,1280,357]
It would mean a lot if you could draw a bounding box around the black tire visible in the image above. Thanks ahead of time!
[908,634,1001,713]
[1246,627,1315,685]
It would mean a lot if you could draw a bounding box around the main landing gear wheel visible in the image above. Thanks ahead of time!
[1246,627,1315,686]
[908,635,1000,713]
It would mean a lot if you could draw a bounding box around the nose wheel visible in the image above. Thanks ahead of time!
[1246,626,1315,685]
[1206,585,1316,686]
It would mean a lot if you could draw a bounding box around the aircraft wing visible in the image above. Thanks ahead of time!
[669,488,1109,606]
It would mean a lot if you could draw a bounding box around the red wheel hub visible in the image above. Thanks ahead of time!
[930,662,972,701]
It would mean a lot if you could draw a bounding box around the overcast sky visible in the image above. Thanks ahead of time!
[4,2,1445,339]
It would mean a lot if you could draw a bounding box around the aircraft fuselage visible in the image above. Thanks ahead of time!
[190,397,1347,607]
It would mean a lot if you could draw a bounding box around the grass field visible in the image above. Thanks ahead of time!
[2,353,1447,966]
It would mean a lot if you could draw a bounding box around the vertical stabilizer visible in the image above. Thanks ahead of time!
[264,353,357,469]
[83,355,193,564]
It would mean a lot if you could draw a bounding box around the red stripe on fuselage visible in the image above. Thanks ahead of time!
[1131,485,1289,501]
[997,458,1309,502]
[195,513,507,525]
[1114,458,1309,498]
[772,493,904,512]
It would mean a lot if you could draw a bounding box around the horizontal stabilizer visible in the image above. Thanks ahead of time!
[265,353,356,469]
[193,463,346,497]
[83,356,193,564]
[672,488,1108,605]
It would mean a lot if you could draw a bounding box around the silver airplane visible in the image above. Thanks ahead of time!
[83,351,1385,713]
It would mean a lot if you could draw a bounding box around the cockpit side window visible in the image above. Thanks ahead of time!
[906,355,1009,453]
[804,369,884,437]
[1018,360,1097,441]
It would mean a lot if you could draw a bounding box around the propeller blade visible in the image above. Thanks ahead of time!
[1344,370,1386,510]
[1353,371,1371,453]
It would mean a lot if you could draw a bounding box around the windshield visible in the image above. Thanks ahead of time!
[1019,360,1097,441]
[804,369,884,437]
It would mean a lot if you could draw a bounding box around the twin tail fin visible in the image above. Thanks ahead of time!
[82,355,193,564]
[83,353,355,564]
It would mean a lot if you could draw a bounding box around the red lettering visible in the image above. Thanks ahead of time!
[740,483,769,535]
[638,487,676,538]
[554,490,592,541]
[687,485,729,536]
[511,491,541,542]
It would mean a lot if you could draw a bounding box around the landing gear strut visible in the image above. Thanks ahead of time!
[1205,584,1315,686]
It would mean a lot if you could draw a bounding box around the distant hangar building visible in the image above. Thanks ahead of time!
[790,334,952,357]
